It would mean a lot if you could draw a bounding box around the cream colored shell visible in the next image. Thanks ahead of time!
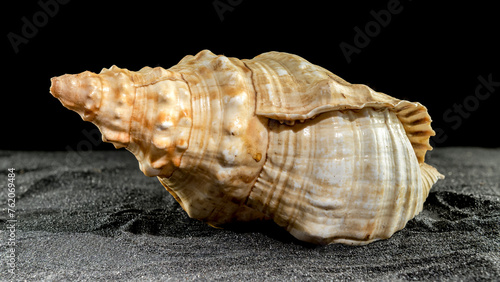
[50,50,444,245]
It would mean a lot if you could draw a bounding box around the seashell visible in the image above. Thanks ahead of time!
[50,50,444,245]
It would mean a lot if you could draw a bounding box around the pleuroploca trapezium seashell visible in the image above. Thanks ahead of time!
[50,50,444,245]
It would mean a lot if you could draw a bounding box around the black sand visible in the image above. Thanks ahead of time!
[1,147,499,280]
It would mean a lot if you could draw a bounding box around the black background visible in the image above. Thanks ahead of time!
[4,0,499,150]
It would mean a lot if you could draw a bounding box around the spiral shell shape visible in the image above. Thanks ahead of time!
[50,50,444,245]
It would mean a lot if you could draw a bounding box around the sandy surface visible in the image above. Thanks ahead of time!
[0,147,499,280]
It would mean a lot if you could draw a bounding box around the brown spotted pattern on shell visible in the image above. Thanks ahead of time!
[50,50,444,245]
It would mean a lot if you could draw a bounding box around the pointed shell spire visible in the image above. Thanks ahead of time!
[50,65,192,177]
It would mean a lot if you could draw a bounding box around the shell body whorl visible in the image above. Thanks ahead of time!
[249,108,424,244]
[50,50,444,245]
[158,51,269,223]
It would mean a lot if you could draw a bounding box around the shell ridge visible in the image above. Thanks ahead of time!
[239,60,274,210]
[248,121,290,218]
[403,136,419,228]
[365,109,384,240]
[392,101,435,163]
[126,65,193,177]
[170,72,193,176]
[366,109,392,241]
[265,124,292,218]
[264,55,301,87]
[183,71,214,169]
[160,52,269,223]
[285,123,314,233]
[125,72,139,152]
[92,75,104,121]
[377,110,397,238]
[133,76,186,88]
[241,60,261,124]
[155,69,214,219]
[250,59,286,111]
[242,59,280,116]
[397,110,417,229]
[347,110,362,239]
[420,163,445,196]
[239,60,272,210]
[383,111,406,236]
[129,76,158,174]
